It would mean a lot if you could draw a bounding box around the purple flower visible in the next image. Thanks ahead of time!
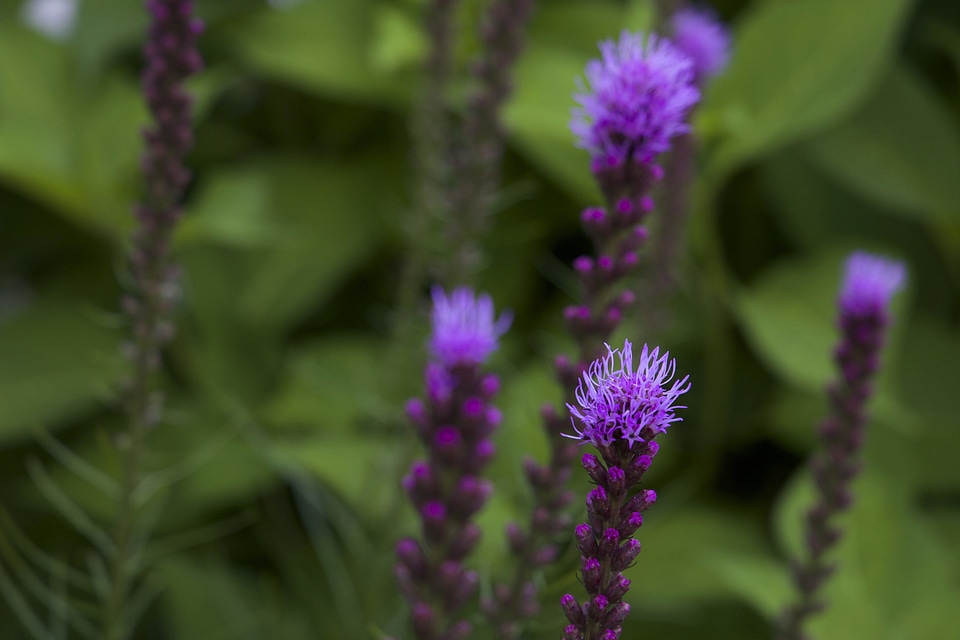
[566,340,690,448]
[672,6,731,82]
[838,252,906,318]
[429,287,512,367]
[571,32,700,167]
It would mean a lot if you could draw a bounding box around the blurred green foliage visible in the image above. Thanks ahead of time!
[0,0,959,638]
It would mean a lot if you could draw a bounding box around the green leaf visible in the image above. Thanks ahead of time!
[0,298,123,445]
[502,1,624,203]
[222,0,408,105]
[802,65,960,224]
[626,504,772,606]
[705,0,914,177]
[158,557,313,640]
[774,466,960,638]
[272,435,407,520]
[262,335,405,434]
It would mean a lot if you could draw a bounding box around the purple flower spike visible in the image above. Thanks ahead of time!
[561,340,689,640]
[778,251,906,640]
[672,7,731,82]
[566,340,690,448]
[838,251,906,319]
[571,32,699,168]
[429,286,512,367]
[398,287,509,640]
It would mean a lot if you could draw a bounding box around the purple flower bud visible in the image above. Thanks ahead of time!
[612,538,642,571]
[448,522,482,560]
[582,557,602,593]
[405,398,427,425]
[600,528,621,557]
[480,374,500,397]
[576,523,597,556]
[586,486,610,519]
[582,453,605,484]
[618,511,644,537]
[604,576,631,602]
[561,593,586,626]
[607,466,626,495]
[412,602,437,638]
[574,256,594,274]
[590,594,609,618]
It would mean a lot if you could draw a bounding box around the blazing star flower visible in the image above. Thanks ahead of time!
[777,251,906,640]
[429,286,512,367]
[838,252,906,319]
[672,6,731,82]
[566,340,690,448]
[571,32,700,168]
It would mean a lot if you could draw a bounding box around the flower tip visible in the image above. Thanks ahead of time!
[672,6,732,82]
[428,286,510,366]
[839,251,906,317]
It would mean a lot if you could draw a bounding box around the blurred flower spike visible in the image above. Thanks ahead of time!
[566,340,690,449]
[839,251,906,319]
[672,6,732,82]
[571,32,700,169]
[429,286,513,367]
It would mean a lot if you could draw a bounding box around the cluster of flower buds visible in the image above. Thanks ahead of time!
[485,29,702,638]
[123,0,203,428]
[397,287,510,640]
[778,252,906,640]
[561,341,689,640]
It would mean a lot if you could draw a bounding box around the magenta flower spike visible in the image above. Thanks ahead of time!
[571,31,699,205]
[560,340,690,640]
[397,287,511,640]
[672,6,731,83]
[778,252,906,640]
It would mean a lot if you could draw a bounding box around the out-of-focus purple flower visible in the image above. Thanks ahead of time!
[838,252,906,319]
[672,6,731,82]
[565,340,690,448]
[429,286,512,367]
[777,251,906,640]
[571,32,699,168]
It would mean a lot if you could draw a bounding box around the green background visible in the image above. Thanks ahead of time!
[0,0,958,638]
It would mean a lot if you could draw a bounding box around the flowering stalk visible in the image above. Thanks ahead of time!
[445,0,535,284]
[105,2,201,638]
[646,5,731,337]
[777,252,906,640]
[560,341,690,640]
[483,32,699,637]
[396,288,511,640]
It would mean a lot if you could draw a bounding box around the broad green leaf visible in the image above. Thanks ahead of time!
[705,0,914,177]
[236,156,391,332]
[774,466,960,638]
[503,1,624,203]
[262,335,406,434]
[505,45,601,204]
[178,168,279,248]
[222,0,408,105]
[0,298,123,445]
[368,3,427,73]
[803,65,960,224]
[627,504,771,605]
[272,435,408,520]
[158,557,314,640]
